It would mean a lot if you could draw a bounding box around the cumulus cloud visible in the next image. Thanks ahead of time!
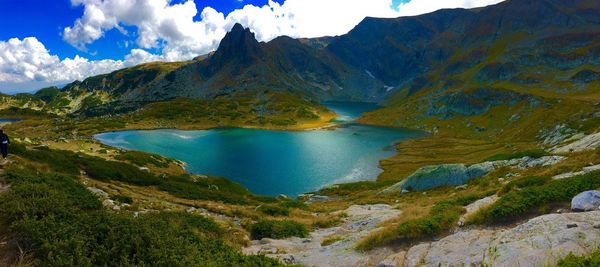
[0,37,163,92]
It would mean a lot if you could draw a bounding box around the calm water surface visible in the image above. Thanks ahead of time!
[95,103,424,196]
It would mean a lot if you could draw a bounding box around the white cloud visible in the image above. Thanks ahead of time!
[0,37,164,93]
[395,0,504,16]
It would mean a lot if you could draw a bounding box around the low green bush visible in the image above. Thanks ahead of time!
[250,219,308,240]
[483,149,549,162]
[0,168,281,266]
[158,174,251,205]
[474,171,600,224]
[115,150,170,168]
[499,176,550,195]
[557,250,600,266]
[113,194,133,204]
[15,146,254,205]
[257,205,290,216]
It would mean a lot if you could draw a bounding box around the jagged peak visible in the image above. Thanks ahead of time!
[211,23,262,65]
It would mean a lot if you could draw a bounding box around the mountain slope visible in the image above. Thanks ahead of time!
[348,0,600,140]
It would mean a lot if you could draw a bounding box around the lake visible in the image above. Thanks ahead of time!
[94,103,424,196]
[0,118,22,123]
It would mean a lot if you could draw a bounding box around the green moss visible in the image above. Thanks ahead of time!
[249,219,308,240]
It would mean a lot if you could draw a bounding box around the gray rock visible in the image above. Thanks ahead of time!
[382,164,489,192]
[382,156,564,193]
[377,251,406,267]
[571,190,600,211]
[405,211,600,266]
[553,132,600,153]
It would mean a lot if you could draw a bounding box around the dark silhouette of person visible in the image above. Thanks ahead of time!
[0,130,9,159]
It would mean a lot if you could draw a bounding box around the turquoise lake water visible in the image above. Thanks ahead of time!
[94,103,424,196]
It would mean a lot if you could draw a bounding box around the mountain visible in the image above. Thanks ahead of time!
[3,0,600,129]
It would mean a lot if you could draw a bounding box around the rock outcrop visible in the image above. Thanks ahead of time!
[382,156,566,193]
[552,132,600,153]
[571,190,600,211]
[395,211,600,267]
[553,164,600,180]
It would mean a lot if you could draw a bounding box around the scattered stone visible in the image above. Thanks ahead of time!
[139,167,150,172]
[594,223,600,229]
[455,184,468,190]
[567,223,578,229]
[571,190,600,211]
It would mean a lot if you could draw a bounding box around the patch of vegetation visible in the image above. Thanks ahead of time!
[471,171,600,224]
[249,219,308,240]
[557,250,600,266]
[321,236,344,246]
[498,176,550,195]
[483,149,549,162]
[0,168,280,266]
[13,145,254,205]
[115,150,171,168]
[158,174,252,205]
[357,192,493,250]
[256,204,290,216]
[113,194,133,204]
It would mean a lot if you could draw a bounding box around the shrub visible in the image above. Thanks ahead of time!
[256,205,290,216]
[0,168,281,266]
[115,150,170,168]
[557,250,600,266]
[158,175,250,205]
[113,194,133,204]
[83,158,162,186]
[250,219,308,240]
[474,171,600,224]
[499,176,550,195]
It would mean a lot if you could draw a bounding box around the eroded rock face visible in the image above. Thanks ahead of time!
[404,211,600,267]
[571,190,600,211]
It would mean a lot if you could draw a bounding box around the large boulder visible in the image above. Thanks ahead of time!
[571,190,600,211]
[382,163,492,192]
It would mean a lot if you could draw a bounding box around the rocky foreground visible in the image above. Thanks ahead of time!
[245,201,600,267]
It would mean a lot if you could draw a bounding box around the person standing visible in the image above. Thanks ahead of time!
[0,130,9,159]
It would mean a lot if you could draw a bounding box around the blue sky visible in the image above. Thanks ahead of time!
[0,0,282,61]
[0,0,502,93]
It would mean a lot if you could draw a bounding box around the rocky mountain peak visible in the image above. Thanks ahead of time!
[211,23,262,65]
